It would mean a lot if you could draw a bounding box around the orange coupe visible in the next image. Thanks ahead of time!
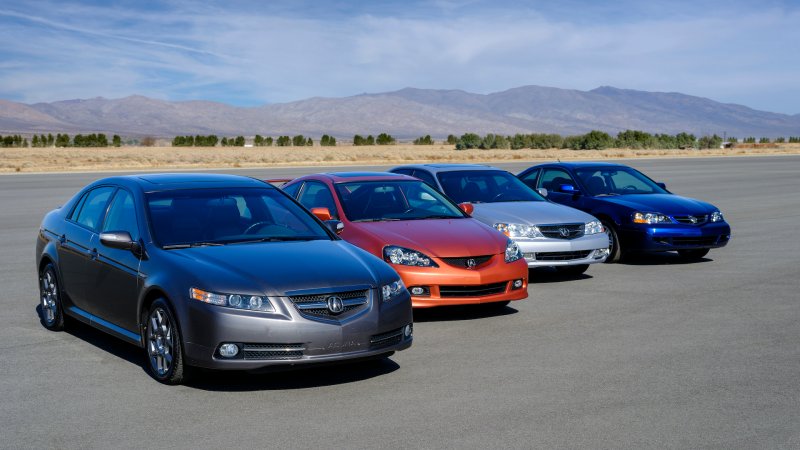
[282,172,528,308]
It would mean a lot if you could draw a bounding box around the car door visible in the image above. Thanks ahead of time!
[88,188,142,332]
[537,167,582,207]
[57,186,115,315]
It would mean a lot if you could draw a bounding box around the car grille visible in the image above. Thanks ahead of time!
[242,343,304,360]
[439,282,507,298]
[535,250,593,261]
[440,255,493,269]
[669,236,720,246]
[538,223,585,240]
[369,328,404,350]
[289,289,369,320]
[673,215,709,225]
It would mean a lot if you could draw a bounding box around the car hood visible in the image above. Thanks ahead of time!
[353,218,506,257]
[594,194,717,215]
[470,201,598,226]
[163,240,392,296]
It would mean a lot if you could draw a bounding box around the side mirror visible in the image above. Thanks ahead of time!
[559,184,580,194]
[458,202,474,215]
[656,182,667,189]
[100,231,142,256]
[325,220,344,235]
[311,207,333,221]
[537,188,548,197]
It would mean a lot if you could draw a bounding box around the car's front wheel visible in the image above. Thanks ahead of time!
[39,263,65,331]
[145,299,186,384]
[677,248,710,261]
[602,221,622,263]
[555,264,589,276]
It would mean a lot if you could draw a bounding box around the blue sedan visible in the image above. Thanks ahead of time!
[517,162,731,262]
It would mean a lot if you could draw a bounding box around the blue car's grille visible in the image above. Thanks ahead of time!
[538,223,584,240]
[673,215,709,225]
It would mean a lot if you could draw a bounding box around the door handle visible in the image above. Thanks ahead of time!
[58,234,66,245]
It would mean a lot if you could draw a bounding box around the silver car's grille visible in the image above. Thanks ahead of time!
[369,328,404,349]
[242,343,304,360]
[289,289,369,320]
[673,215,709,225]
[535,250,593,261]
[538,223,584,240]
[440,255,493,269]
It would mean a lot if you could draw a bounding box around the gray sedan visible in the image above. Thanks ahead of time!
[390,164,609,275]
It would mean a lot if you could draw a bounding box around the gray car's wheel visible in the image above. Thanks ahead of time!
[39,263,65,331]
[555,264,589,276]
[145,299,186,385]
[677,248,710,260]
[602,220,622,263]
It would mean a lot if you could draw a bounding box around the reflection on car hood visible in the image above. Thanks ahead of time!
[470,201,598,225]
[165,240,389,296]
[354,218,506,257]
[596,194,717,215]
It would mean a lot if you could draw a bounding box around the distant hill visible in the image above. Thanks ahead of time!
[1,86,798,138]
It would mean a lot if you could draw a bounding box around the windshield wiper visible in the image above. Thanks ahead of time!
[415,215,462,220]
[230,236,319,244]
[162,242,225,249]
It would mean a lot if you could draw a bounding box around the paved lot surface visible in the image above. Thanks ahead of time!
[1,156,798,449]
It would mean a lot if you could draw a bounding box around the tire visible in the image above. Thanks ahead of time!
[145,299,186,385]
[39,263,65,331]
[555,264,589,276]
[601,220,622,263]
[677,248,710,260]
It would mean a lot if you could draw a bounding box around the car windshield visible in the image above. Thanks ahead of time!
[436,170,545,203]
[146,187,331,247]
[575,167,668,196]
[334,180,466,222]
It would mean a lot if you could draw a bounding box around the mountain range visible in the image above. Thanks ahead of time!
[1,86,798,138]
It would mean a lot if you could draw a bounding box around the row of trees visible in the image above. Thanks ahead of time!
[4,133,122,148]
[452,130,736,150]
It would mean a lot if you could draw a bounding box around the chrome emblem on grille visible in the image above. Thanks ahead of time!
[689,216,698,224]
[559,227,570,237]
[326,296,344,314]
[466,258,477,268]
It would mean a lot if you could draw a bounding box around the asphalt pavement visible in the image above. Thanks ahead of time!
[1,155,798,449]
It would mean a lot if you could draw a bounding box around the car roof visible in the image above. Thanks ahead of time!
[97,173,270,192]
[530,161,627,169]
[392,163,500,173]
[299,172,416,183]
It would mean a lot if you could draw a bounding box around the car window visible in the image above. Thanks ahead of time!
[391,168,413,176]
[411,170,437,187]
[146,187,331,246]
[282,181,302,198]
[436,170,544,203]
[575,167,667,195]
[539,169,577,192]
[297,181,339,219]
[74,186,115,230]
[518,168,540,190]
[102,189,139,241]
[334,180,465,222]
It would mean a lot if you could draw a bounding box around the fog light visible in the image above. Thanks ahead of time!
[523,252,536,261]
[404,324,413,337]
[594,248,610,259]
[512,279,524,289]
[409,286,430,296]
[219,343,239,358]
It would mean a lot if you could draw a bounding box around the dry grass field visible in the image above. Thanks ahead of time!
[3,143,800,173]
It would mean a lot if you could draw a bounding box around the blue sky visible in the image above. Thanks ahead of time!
[1,0,798,114]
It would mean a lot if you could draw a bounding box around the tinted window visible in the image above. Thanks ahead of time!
[282,181,302,198]
[575,167,667,196]
[334,180,465,222]
[436,170,544,203]
[391,168,413,176]
[297,181,339,219]
[412,170,437,187]
[146,187,331,247]
[518,168,540,189]
[74,187,115,230]
[539,168,577,192]
[102,189,139,240]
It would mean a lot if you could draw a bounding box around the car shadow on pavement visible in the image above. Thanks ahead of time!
[412,304,518,323]
[619,252,712,266]
[527,267,593,284]
[187,357,400,391]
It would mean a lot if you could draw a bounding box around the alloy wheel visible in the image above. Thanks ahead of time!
[147,307,175,378]
[40,269,59,326]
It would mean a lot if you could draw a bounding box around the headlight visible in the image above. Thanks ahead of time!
[494,222,543,238]
[505,239,522,263]
[382,279,406,301]
[710,211,723,222]
[584,220,605,235]
[384,246,438,267]
[190,287,275,312]
[632,212,672,224]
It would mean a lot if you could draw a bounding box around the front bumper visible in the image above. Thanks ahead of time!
[621,221,731,252]
[394,256,529,308]
[181,288,413,370]
[515,232,610,267]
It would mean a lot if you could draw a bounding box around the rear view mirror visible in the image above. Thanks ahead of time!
[325,220,344,235]
[458,202,474,215]
[311,207,332,221]
[100,231,135,250]
[559,184,580,194]
[537,188,548,197]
